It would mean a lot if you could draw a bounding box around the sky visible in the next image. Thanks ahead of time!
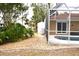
[52,0,79,7]
[26,3,34,20]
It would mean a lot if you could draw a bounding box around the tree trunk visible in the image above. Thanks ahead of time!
[3,12,12,28]
[35,22,37,32]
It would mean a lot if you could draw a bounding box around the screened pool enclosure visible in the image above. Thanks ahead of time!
[47,3,79,44]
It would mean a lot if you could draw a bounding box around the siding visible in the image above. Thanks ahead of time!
[71,21,79,31]
[49,20,56,35]
[49,21,79,35]
[50,20,56,31]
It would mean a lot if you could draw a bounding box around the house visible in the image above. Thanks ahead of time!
[47,3,79,45]
[50,12,79,35]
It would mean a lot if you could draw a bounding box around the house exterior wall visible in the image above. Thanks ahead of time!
[49,32,56,35]
[49,20,69,35]
[49,20,56,35]
[49,20,79,35]
[70,21,79,31]
[50,20,56,31]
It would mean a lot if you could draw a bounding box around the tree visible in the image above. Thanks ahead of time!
[32,3,48,32]
[0,3,28,28]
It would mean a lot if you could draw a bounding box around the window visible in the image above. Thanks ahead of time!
[57,22,67,33]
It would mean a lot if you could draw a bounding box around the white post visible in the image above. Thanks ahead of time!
[68,10,71,42]
[48,4,50,45]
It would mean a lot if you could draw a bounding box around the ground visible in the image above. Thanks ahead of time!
[0,34,79,56]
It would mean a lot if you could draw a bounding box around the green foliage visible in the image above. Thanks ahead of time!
[32,5,45,22]
[0,3,28,27]
[32,4,47,32]
[0,39,2,44]
[25,28,34,37]
[0,23,34,44]
[0,3,28,13]
[0,27,6,32]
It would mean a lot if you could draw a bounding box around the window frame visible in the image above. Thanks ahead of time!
[56,20,68,34]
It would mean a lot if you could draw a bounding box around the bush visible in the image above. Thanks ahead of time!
[0,23,34,44]
[0,27,6,32]
[25,28,34,37]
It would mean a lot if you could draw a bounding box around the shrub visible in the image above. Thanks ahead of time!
[25,28,34,37]
[0,27,6,32]
[0,39,2,44]
[0,23,34,44]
